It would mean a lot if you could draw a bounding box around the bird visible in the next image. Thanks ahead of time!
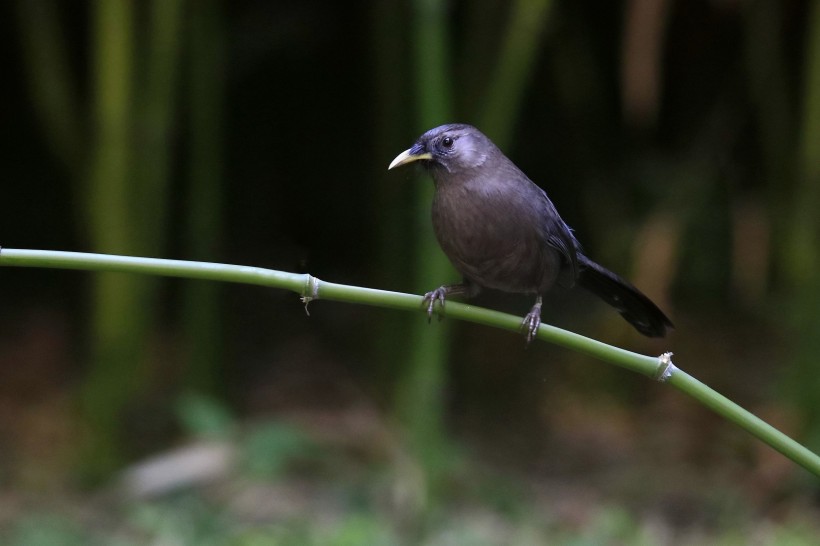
[388,123,673,343]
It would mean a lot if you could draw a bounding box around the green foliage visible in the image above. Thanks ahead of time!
[5,493,820,546]
[239,423,316,480]
[549,507,650,546]
[128,495,228,546]
[175,392,317,480]
[176,391,236,440]
[7,516,96,546]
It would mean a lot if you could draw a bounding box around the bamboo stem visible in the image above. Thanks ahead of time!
[2,247,819,478]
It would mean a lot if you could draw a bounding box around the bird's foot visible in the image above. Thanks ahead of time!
[422,287,448,322]
[520,297,543,344]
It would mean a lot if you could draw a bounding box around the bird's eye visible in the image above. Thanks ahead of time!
[441,136,454,148]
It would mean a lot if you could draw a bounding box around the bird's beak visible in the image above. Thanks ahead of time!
[388,147,432,170]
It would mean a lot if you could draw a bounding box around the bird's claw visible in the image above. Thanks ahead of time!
[520,301,542,345]
[422,287,447,322]
[520,313,541,344]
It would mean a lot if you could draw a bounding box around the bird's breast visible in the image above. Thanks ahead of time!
[431,182,561,294]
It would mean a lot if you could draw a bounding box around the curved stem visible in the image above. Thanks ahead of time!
[2,247,819,478]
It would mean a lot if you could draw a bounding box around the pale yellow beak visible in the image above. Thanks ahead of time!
[388,148,433,170]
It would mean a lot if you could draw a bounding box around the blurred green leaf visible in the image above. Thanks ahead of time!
[240,423,315,480]
[175,391,236,439]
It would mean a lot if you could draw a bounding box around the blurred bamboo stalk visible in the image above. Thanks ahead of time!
[791,0,820,284]
[621,0,670,128]
[392,0,555,513]
[740,1,790,305]
[788,0,820,449]
[393,0,456,511]
[17,0,185,477]
[182,0,226,393]
[136,0,184,250]
[16,0,85,175]
[82,0,141,475]
[369,0,411,392]
[744,0,794,207]
[82,0,183,476]
[479,0,553,147]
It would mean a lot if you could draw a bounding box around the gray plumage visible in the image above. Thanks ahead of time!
[388,123,673,342]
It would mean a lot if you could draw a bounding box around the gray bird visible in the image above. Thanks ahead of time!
[388,123,673,343]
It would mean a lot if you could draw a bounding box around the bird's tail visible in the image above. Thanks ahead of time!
[577,254,673,337]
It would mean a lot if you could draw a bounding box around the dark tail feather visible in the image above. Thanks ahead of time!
[576,254,673,337]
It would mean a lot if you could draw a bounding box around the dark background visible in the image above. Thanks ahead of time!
[1,0,819,543]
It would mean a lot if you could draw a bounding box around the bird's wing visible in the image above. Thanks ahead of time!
[473,160,581,281]
[543,201,580,281]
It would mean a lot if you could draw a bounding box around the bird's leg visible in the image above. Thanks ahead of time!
[520,295,543,344]
[422,283,470,322]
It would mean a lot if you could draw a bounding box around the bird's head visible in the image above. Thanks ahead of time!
[388,124,495,177]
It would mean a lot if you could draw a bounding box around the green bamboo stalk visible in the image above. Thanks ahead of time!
[82,0,184,478]
[1,247,819,478]
[16,0,86,175]
[136,0,184,252]
[479,0,553,147]
[89,0,134,246]
[84,0,140,475]
[398,0,456,505]
[182,0,226,394]
[744,0,794,202]
[368,0,413,393]
[787,0,820,448]
[790,0,820,283]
